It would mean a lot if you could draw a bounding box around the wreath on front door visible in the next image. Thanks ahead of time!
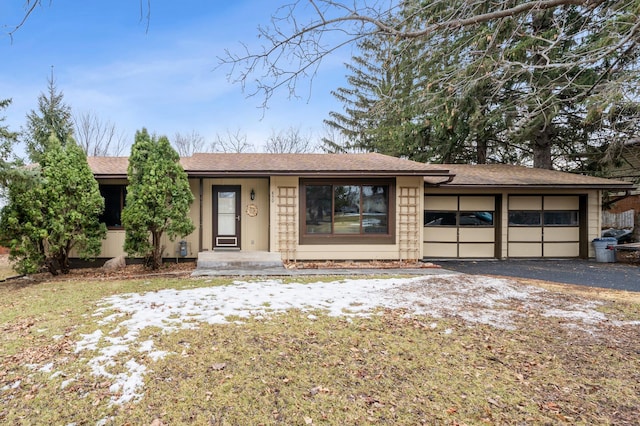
[246,203,258,217]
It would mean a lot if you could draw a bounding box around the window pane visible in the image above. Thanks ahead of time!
[100,186,125,228]
[544,211,578,226]
[508,211,541,226]
[460,211,494,226]
[217,191,236,235]
[305,185,332,234]
[334,185,361,234]
[424,211,457,226]
[362,185,388,233]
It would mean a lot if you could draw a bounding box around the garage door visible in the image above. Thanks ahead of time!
[508,196,580,258]
[423,196,497,258]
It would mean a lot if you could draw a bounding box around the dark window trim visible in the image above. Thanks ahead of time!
[99,185,127,230]
[300,178,396,245]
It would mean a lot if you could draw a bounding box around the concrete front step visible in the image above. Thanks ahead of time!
[193,250,286,276]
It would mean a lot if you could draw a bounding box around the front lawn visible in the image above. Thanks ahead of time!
[1,273,639,425]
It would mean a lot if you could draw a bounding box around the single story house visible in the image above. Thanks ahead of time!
[87,153,633,262]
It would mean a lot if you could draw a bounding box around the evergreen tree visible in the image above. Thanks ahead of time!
[23,74,74,163]
[122,129,195,270]
[323,0,640,170]
[322,34,431,161]
[0,98,23,185]
[0,137,106,275]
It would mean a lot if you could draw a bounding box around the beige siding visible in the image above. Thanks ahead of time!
[100,230,127,258]
[160,178,201,258]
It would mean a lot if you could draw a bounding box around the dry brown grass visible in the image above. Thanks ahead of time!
[1,274,639,425]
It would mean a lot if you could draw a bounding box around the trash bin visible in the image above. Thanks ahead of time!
[592,237,617,263]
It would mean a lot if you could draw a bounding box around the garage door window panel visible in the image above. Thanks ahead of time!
[544,211,579,226]
[460,211,494,227]
[508,211,542,226]
[424,211,457,226]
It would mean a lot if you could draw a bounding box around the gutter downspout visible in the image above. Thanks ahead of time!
[425,173,456,186]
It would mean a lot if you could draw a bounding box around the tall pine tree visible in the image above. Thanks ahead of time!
[23,73,74,163]
[122,129,195,270]
[324,0,640,170]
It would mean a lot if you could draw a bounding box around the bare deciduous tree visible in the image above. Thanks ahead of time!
[173,130,207,157]
[264,127,316,153]
[212,129,254,153]
[218,0,612,107]
[73,111,128,156]
[6,0,152,39]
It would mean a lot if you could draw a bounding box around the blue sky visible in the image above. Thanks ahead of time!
[0,0,350,156]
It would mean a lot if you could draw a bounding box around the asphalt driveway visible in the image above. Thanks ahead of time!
[435,259,640,292]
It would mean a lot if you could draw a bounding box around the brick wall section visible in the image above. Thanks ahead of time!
[608,194,640,214]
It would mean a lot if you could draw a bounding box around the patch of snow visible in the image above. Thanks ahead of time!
[138,339,167,361]
[71,274,634,406]
[60,378,74,389]
[39,362,54,373]
[109,359,146,405]
[75,330,103,353]
[543,308,607,324]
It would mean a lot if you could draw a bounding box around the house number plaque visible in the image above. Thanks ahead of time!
[246,204,258,217]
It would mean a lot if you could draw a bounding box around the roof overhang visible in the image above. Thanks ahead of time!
[437,183,636,190]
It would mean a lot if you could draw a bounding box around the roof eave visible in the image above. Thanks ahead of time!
[94,174,128,180]
[184,170,449,178]
[441,184,635,190]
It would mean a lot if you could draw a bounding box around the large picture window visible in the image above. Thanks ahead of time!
[99,185,127,229]
[302,179,394,244]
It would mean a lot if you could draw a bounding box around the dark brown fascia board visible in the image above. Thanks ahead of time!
[183,170,451,178]
[440,183,636,190]
[93,169,452,179]
[94,174,128,179]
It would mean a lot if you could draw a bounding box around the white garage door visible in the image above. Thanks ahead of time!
[508,196,580,258]
[423,196,497,258]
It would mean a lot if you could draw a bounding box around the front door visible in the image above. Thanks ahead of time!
[213,185,241,249]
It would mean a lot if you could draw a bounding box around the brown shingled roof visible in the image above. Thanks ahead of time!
[426,164,634,189]
[182,153,449,177]
[87,157,130,178]
[88,153,450,178]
